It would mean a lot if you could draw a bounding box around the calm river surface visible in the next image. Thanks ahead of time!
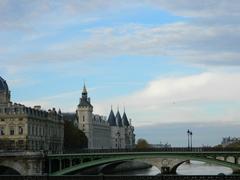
[113,161,233,175]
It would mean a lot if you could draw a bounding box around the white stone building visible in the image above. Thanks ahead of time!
[0,76,64,153]
[76,85,135,149]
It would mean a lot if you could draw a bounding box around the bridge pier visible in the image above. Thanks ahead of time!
[140,158,187,174]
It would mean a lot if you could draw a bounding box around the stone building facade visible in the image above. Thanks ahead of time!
[0,76,64,153]
[76,85,135,149]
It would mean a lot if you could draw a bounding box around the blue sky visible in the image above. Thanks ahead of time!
[1,0,240,146]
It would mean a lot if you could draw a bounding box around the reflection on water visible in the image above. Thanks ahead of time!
[112,166,160,176]
[177,161,233,175]
[113,161,233,175]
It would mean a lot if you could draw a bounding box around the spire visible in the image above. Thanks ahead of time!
[122,110,130,126]
[82,83,87,94]
[108,109,116,126]
[78,83,92,108]
[116,110,123,127]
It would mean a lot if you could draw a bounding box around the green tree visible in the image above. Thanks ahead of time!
[64,120,88,150]
[136,138,150,149]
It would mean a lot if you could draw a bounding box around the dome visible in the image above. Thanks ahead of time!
[0,76,9,91]
[108,109,117,126]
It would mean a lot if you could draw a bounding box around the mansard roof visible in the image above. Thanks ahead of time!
[122,112,130,126]
[107,109,116,126]
[116,110,123,127]
[0,76,9,91]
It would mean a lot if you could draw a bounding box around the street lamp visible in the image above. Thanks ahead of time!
[187,129,190,150]
[190,131,193,150]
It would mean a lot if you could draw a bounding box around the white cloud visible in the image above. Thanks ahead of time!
[18,22,240,67]
[149,0,240,18]
[94,72,240,126]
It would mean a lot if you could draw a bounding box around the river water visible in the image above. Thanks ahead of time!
[113,161,233,175]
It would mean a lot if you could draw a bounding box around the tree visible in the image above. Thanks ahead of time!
[64,120,88,151]
[136,138,150,149]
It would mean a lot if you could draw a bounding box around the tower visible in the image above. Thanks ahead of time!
[0,76,11,105]
[76,84,93,148]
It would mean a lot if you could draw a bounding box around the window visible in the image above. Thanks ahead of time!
[10,127,14,135]
[1,119,4,122]
[83,124,85,127]
[18,126,23,135]
[18,140,24,145]
[83,116,85,122]
[0,127,4,135]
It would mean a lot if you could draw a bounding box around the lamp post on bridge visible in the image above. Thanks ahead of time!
[187,129,193,151]
[190,131,193,150]
[187,129,190,150]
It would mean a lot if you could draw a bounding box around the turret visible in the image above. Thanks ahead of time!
[116,110,123,127]
[108,108,116,126]
[122,111,130,126]
[76,84,93,148]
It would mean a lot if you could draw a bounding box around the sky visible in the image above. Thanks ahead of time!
[1,0,240,146]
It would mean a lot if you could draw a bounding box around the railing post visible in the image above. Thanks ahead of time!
[48,160,52,173]
[224,156,227,161]
[235,157,238,164]
[59,159,62,170]
[70,158,73,167]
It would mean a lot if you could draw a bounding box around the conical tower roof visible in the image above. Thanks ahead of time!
[108,109,116,126]
[82,83,87,94]
[122,112,130,126]
[0,76,8,91]
[116,110,123,127]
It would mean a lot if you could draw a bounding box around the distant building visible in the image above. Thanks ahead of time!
[221,136,240,147]
[150,143,171,148]
[0,76,64,153]
[76,84,135,149]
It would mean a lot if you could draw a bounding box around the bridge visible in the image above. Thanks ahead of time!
[47,148,240,176]
[1,148,240,175]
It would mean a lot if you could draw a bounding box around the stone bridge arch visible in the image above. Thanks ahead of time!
[0,165,20,175]
[0,152,45,176]
[0,160,25,175]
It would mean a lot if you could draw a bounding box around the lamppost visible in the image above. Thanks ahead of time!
[190,131,193,150]
[187,129,190,150]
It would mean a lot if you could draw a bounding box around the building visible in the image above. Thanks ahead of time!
[76,84,135,149]
[0,76,64,153]
[221,137,240,147]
